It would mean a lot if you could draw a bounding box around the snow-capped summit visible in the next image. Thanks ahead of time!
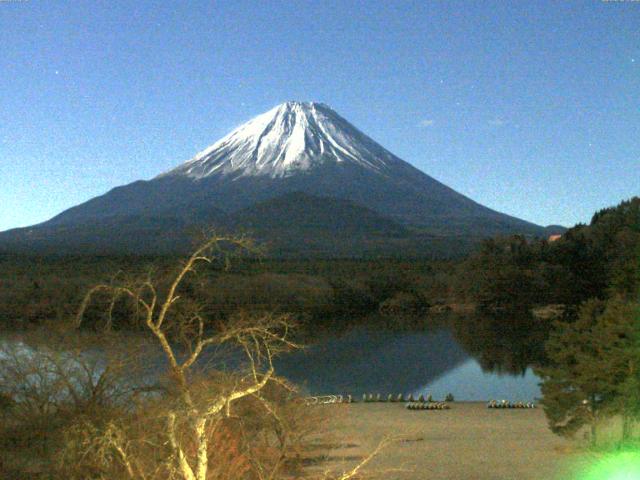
[161,101,398,179]
[0,101,550,256]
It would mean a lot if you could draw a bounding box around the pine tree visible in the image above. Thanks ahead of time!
[536,298,640,446]
[598,298,640,443]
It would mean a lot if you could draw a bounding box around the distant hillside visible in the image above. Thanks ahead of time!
[233,192,409,237]
[463,196,640,311]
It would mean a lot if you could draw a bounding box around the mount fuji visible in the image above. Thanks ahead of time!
[0,102,556,257]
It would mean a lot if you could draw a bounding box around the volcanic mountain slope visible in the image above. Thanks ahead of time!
[0,101,553,256]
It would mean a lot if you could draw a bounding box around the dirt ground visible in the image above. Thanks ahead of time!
[311,402,595,480]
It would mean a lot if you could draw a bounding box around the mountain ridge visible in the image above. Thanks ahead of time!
[0,101,557,257]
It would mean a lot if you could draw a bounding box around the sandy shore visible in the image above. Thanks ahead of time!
[310,402,592,480]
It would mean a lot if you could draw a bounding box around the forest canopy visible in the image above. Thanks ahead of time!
[462,197,640,312]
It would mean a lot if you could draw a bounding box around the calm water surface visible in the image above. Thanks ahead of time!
[275,326,541,401]
[1,321,543,402]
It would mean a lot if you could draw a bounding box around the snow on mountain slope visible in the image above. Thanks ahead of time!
[36,101,543,233]
[160,101,399,179]
[0,100,549,256]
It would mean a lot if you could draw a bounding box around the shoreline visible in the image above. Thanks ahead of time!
[310,402,592,480]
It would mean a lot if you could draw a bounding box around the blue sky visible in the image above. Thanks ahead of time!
[1,0,638,231]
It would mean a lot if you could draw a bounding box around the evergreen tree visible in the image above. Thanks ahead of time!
[591,298,640,443]
[536,297,640,445]
[536,300,609,445]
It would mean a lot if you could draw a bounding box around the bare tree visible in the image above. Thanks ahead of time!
[0,332,141,421]
[72,235,308,480]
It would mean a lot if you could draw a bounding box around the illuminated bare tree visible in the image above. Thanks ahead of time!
[74,235,303,480]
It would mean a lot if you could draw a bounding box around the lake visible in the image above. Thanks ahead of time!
[1,322,543,403]
[275,326,542,401]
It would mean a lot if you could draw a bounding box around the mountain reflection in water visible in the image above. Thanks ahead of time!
[275,322,542,401]
[413,360,540,401]
[275,327,467,395]
[1,313,546,402]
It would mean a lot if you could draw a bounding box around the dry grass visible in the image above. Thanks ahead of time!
[308,402,593,480]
